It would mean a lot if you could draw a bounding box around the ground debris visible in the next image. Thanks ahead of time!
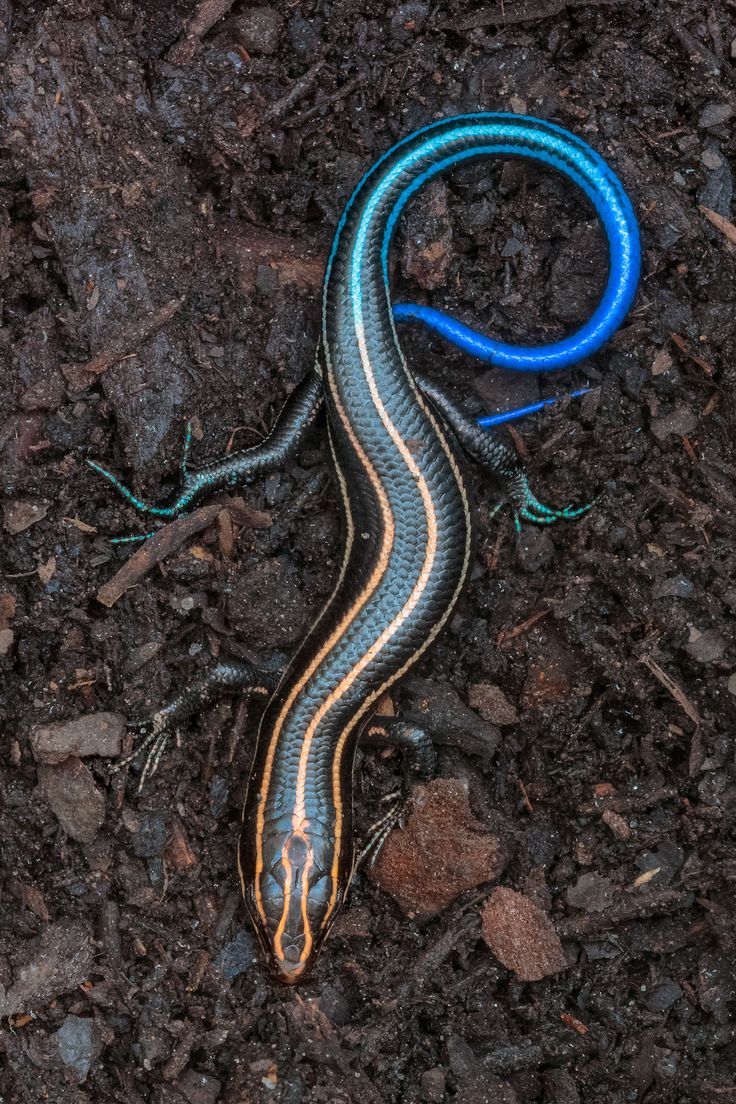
[372,778,505,916]
[37,758,106,843]
[3,499,48,534]
[30,712,125,764]
[96,504,222,607]
[0,921,93,1017]
[481,887,568,981]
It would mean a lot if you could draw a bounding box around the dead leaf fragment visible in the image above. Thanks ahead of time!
[3,499,49,534]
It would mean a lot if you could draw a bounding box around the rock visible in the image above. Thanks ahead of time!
[644,977,683,1011]
[403,676,500,757]
[652,576,694,599]
[698,103,733,128]
[0,921,93,1016]
[131,814,168,859]
[37,758,105,843]
[30,712,125,764]
[54,1014,103,1083]
[481,887,567,981]
[372,779,505,916]
[566,872,614,913]
[3,498,49,534]
[0,628,13,656]
[685,627,726,664]
[401,179,453,291]
[650,405,697,442]
[233,6,283,54]
[468,683,519,726]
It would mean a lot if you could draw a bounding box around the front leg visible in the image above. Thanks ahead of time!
[119,660,278,791]
[358,717,437,865]
[87,370,324,523]
[415,372,590,531]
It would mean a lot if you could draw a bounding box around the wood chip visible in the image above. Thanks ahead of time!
[640,654,701,727]
[96,504,222,607]
[699,204,736,246]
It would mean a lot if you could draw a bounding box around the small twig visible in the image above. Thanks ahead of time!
[518,779,534,814]
[63,298,183,391]
[699,205,736,248]
[263,59,326,125]
[497,606,551,647]
[96,503,221,607]
[287,73,366,127]
[640,654,701,728]
[670,332,714,377]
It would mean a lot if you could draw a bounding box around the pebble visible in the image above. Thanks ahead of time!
[372,778,504,916]
[481,887,567,981]
[31,712,125,764]
[233,7,283,55]
[467,683,519,726]
[0,921,93,1016]
[727,673,736,696]
[55,1013,102,1082]
[37,758,105,843]
[644,977,683,1012]
[3,498,49,534]
[455,1080,518,1104]
[685,627,726,664]
[650,405,697,442]
[698,103,733,128]
[131,814,168,859]
[650,348,673,376]
[0,628,13,656]
[652,576,694,600]
[566,872,615,913]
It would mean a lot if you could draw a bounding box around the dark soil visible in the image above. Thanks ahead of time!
[1,2,735,1102]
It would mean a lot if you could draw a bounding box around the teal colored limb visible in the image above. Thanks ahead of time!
[504,472,594,532]
[110,531,158,546]
[86,459,188,517]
